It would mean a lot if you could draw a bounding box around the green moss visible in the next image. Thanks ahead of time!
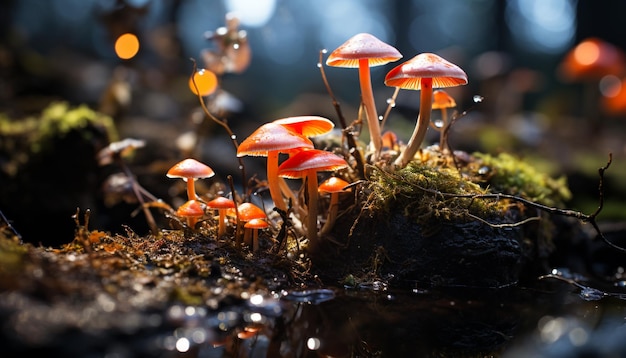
[368,160,499,224]
[0,101,118,154]
[365,148,573,227]
[473,152,572,207]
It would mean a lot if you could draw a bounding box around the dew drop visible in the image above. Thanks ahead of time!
[378,115,383,121]
[230,134,237,140]
[321,48,328,54]
[316,62,322,68]
[386,98,396,106]
[433,119,444,128]
[473,95,484,103]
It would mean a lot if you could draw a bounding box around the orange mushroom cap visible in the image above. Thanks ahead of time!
[318,177,351,194]
[236,122,314,157]
[326,33,402,68]
[244,218,269,230]
[167,158,215,181]
[176,199,205,218]
[384,53,468,90]
[432,90,457,109]
[205,196,236,210]
[235,202,267,221]
[277,149,349,178]
[272,116,335,137]
[558,37,626,82]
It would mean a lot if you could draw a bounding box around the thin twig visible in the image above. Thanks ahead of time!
[379,87,400,131]
[190,58,248,197]
[0,209,22,241]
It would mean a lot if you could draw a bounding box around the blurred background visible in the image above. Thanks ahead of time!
[2,0,626,242]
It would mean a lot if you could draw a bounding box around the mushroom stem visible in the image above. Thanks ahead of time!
[319,192,339,236]
[358,58,382,159]
[252,229,259,252]
[304,169,319,249]
[186,178,197,201]
[439,106,448,150]
[267,151,287,212]
[394,78,433,168]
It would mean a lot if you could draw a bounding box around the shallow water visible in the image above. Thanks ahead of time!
[155,277,626,357]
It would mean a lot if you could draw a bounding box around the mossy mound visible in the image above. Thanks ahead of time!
[311,147,579,289]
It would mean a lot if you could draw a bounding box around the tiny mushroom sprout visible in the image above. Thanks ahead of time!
[244,218,269,252]
[237,122,314,212]
[385,53,468,168]
[234,202,268,249]
[326,33,403,159]
[166,158,215,201]
[431,89,457,151]
[318,176,351,236]
[205,196,236,237]
[176,199,205,229]
[278,149,349,249]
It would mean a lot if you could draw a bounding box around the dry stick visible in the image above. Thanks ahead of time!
[379,87,400,132]
[227,175,242,248]
[0,209,22,241]
[374,153,625,253]
[318,50,365,179]
[117,156,160,236]
[190,58,248,198]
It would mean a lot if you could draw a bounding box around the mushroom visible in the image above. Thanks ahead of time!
[234,202,267,249]
[166,158,215,200]
[237,122,314,212]
[558,38,626,133]
[205,196,236,237]
[430,89,457,152]
[278,149,349,249]
[326,33,402,159]
[244,218,269,252]
[176,199,205,229]
[385,53,468,168]
[272,115,335,210]
[318,177,351,236]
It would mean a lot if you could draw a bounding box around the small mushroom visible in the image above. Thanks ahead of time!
[278,149,349,249]
[176,199,205,229]
[234,202,267,249]
[205,196,236,237]
[318,177,351,236]
[166,158,215,201]
[430,89,457,152]
[385,53,468,168]
[327,33,402,159]
[244,218,269,252]
[237,122,314,212]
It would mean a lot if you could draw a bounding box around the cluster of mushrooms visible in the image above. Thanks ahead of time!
[167,33,470,253]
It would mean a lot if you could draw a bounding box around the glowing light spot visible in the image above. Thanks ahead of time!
[189,69,218,96]
[249,312,263,322]
[176,337,190,352]
[574,41,600,66]
[599,75,622,98]
[307,337,321,350]
[250,294,264,305]
[115,33,140,60]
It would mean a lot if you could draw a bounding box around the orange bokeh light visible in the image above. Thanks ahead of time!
[189,69,218,96]
[573,41,600,66]
[115,33,140,60]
